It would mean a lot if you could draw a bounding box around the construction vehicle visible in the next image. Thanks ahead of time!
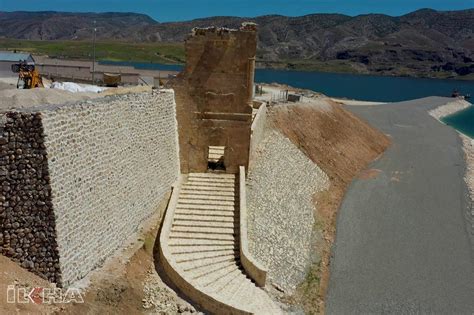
[11,61,44,89]
[103,73,121,87]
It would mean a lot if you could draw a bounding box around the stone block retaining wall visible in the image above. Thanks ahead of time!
[1,90,180,286]
[246,130,329,293]
[249,104,267,171]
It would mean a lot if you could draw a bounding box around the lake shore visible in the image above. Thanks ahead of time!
[428,99,474,210]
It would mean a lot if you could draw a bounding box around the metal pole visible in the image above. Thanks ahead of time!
[92,20,96,84]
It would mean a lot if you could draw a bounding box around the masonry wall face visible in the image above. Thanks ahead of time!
[40,90,179,286]
[248,104,267,171]
[173,26,257,173]
[247,130,329,293]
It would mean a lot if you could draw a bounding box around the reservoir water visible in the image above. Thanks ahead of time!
[442,106,474,138]
[100,61,474,137]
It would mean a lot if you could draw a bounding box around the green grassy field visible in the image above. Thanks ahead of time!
[1,39,471,80]
[0,39,186,64]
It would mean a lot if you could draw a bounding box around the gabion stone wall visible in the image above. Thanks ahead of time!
[0,112,61,284]
[0,90,180,287]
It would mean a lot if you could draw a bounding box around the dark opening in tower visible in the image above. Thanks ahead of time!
[207,146,225,171]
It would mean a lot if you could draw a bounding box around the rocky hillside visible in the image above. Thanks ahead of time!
[1,9,473,78]
[0,11,155,41]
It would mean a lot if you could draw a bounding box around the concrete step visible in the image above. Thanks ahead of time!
[174,214,237,223]
[174,209,236,217]
[180,189,235,196]
[209,152,223,157]
[181,185,235,193]
[200,266,241,291]
[178,198,236,207]
[187,260,237,280]
[173,218,236,227]
[176,204,235,211]
[229,281,257,312]
[172,225,236,235]
[255,289,281,314]
[169,231,236,241]
[170,245,237,255]
[220,272,250,301]
[184,181,236,188]
[208,146,225,151]
[188,173,235,179]
[186,177,235,184]
[206,268,245,295]
[168,239,235,247]
[197,266,240,294]
[178,255,237,271]
[174,250,237,263]
[179,193,235,201]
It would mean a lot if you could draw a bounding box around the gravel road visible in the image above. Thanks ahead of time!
[326,97,474,314]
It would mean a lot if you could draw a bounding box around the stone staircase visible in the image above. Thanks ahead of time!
[160,173,281,314]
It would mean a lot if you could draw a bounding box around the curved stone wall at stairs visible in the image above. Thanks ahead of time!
[159,172,281,314]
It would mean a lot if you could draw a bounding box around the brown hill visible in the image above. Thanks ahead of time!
[0,9,473,78]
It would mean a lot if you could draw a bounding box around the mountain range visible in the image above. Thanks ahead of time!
[0,9,473,78]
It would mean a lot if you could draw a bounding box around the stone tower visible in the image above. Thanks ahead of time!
[172,23,257,174]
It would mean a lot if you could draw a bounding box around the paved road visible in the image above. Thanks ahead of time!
[326,97,474,314]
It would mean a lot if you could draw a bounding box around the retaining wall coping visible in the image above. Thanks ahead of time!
[239,165,268,287]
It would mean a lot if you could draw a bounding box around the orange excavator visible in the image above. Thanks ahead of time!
[11,61,44,89]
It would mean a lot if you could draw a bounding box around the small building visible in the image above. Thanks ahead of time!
[288,93,302,102]
[0,51,35,73]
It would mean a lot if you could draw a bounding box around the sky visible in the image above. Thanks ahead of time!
[0,0,472,22]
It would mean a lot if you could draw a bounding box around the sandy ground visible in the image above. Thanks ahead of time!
[327,97,474,314]
[0,76,17,90]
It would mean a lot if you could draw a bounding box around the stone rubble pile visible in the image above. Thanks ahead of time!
[142,269,199,314]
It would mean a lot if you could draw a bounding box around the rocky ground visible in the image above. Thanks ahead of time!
[461,135,474,220]
[428,98,471,119]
